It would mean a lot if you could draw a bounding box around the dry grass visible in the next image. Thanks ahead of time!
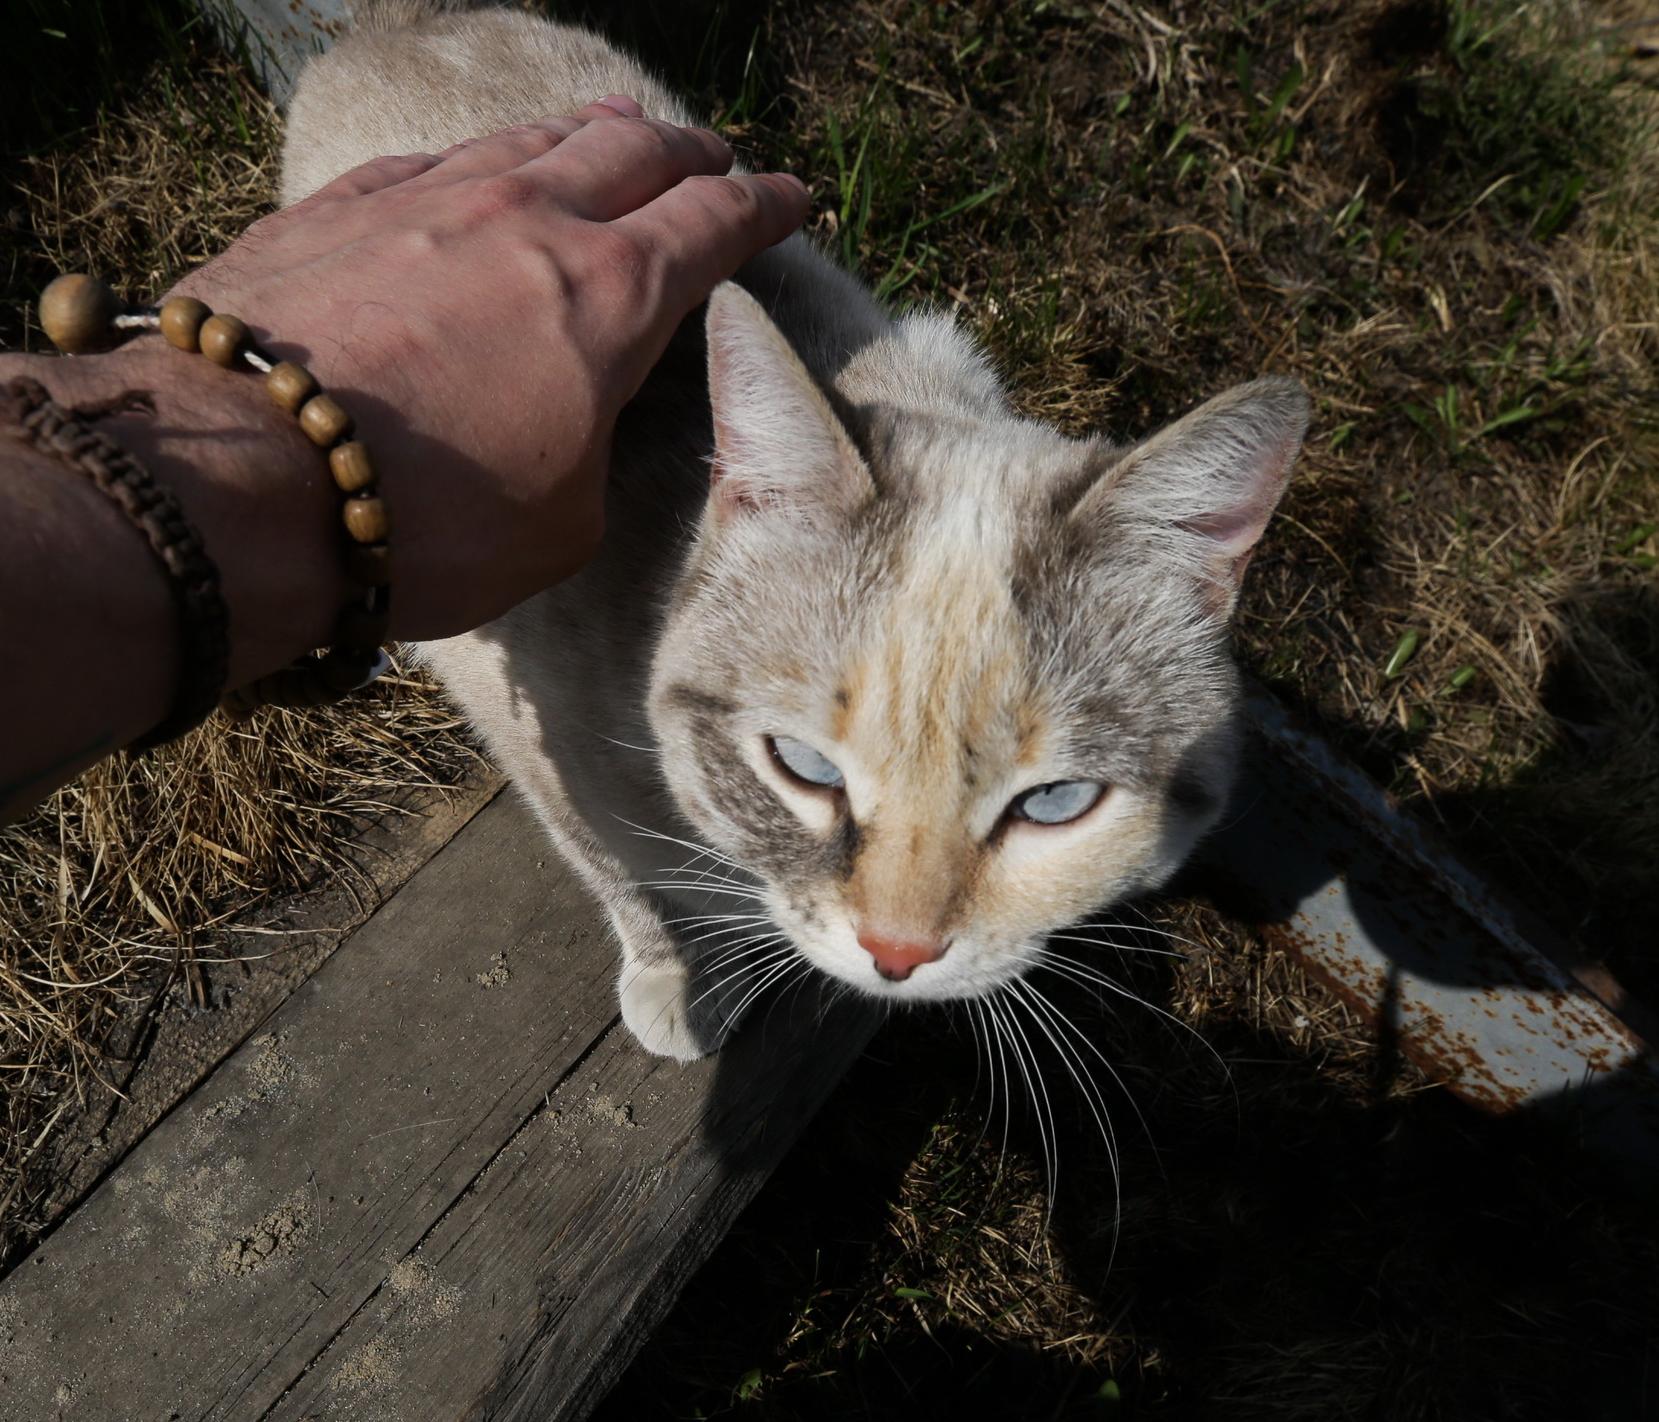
[0,37,481,1267]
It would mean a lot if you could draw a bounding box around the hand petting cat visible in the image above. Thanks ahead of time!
[0,101,808,815]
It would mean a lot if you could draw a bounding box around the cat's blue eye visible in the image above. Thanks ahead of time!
[768,735,845,789]
[1010,780,1104,825]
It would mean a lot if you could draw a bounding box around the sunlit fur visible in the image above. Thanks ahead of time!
[285,4,1308,1061]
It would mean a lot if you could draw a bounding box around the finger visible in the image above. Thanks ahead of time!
[617,172,809,329]
[307,151,442,202]
[415,96,644,184]
[524,114,734,221]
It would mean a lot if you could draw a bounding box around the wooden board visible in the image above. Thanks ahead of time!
[35,775,502,1245]
[0,791,878,1419]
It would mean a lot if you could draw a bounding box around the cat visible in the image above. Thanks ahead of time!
[281,0,1308,1061]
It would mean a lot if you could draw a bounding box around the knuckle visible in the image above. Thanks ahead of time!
[580,225,651,287]
[466,171,544,220]
[620,115,679,162]
[686,173,758,221]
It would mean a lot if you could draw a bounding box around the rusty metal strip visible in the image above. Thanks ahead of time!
[1203,682,1658,1169]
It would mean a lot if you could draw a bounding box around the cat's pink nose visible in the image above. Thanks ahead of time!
[856,929,948,982]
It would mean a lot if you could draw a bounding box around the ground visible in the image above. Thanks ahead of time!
[2,0,1656,1417]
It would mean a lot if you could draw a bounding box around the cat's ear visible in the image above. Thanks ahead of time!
[705,282,873,523]
[1072,377,1308,614]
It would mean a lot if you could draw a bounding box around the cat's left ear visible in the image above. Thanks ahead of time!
[1072,376,1309,615]
[704,282,874,525]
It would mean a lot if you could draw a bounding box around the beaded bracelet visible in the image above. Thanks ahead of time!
[39,273,392,722]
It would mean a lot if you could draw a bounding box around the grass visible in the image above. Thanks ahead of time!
[3,0,1658,1414]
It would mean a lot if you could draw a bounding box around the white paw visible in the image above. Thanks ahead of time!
[620,961,710,1062]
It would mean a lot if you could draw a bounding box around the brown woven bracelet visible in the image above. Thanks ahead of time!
[37,273,394,725]
[2,375,229,750]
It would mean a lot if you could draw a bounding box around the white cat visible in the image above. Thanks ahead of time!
[282,0,1308,1060]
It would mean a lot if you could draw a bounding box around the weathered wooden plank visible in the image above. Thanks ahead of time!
[36,775,502,1244]
[0,790,877,1421]
[0,792,617,1417]
[269,989,876,1421]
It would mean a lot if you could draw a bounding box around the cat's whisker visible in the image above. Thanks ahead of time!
[761,958,818,1036]
[614,817,745,873]
[986,991,1058,1204]
[677,918,779,953]
[981,995,1014,1192]
[721,950,804,1035]
[636,881,766,903]
[1009,977,1120,1172]
[658,910,771,931]
[963,998,1000,1170]
[694,933,792,979]
[643,864,760,893]
[630,942,789,1051]
[1030,947,1236,1098]
[595,733,658,755]
[1071,915,1206,954]
[1008,977,1122,1242]
[684,942,793,1018]
[1043,932,1184,961]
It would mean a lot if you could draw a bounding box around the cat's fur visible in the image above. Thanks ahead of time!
[282,1,1308,1060]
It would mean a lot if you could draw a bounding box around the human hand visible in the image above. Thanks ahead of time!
[169,96,807,638]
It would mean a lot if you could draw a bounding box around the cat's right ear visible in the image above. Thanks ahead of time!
[1070,376,1309,615]
[705,282,874,524]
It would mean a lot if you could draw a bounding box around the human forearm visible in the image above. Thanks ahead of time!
[0,341,341,817]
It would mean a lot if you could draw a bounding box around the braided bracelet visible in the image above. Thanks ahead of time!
[2,375,229,749]
[39,273,393,722]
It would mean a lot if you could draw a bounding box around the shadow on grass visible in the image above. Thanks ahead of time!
[599,948,1658,1421]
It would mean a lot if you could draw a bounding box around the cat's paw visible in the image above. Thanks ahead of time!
[620,961,712,1062]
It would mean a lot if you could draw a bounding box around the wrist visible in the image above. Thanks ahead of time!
[21,339,350,691]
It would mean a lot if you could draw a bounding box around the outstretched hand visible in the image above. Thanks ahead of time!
[0,101,807,815]
[170,95,808,636]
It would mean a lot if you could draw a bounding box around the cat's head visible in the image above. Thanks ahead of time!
[648,283,1306,1001]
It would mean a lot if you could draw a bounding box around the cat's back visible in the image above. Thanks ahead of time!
[280,4,696,206]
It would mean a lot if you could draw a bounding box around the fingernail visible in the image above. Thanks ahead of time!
[776,173,808,197]
[596,94,644,117]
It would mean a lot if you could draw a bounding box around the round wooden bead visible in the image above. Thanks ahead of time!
[158,296,211,352]
[344,541,391,587]
[298,394,352,447]
[266,361,318,415]
[328,441,375,494]
[343,494,390,543]
[199,313,250,367]
[39,274,121,353]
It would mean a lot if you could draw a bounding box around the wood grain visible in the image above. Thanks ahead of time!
[0,790,876,1421]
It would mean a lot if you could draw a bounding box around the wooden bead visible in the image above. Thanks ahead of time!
[39,274,121,353]
[336,601,392,649]
[345,541,391,587]
[199,313,250,367]
[328,441,375,494]
[266,361,318,415]
[343,494,390,543]
[298,394,352,446]
[158,296,211,352]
